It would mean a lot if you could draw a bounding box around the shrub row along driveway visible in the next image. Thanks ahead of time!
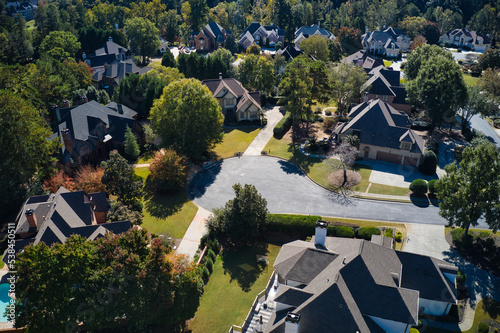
[189,156,488,227]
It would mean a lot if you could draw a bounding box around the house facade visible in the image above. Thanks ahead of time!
[91,58,151,91]
[294,23,335,48]
[84,38,132,69]
[6,187,130,262]
[362,27,411,57]
[362,65,412,114]
[51,100,141,169]
[440,28,491,52]
[238,222,458,333]
[189,22,228,52]
[335,99,424,166]
[202,76,261,122]
[341,50,385,72]
[238,22,285,49]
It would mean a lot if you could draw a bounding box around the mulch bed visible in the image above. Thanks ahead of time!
[328,170,362,188]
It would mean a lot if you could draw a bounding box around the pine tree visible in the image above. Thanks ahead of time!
[124,125,140,160]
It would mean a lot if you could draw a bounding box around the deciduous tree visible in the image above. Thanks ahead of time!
[436,142,500,235]
[328,62,368,115]
[124,17,160,65]
[459,85,499,132]
[479,68,500,102]
[299,35,330,61]
[161,48,176,68]
[39,30,80,61]
[149,149,188,192]
[149,78,224,159]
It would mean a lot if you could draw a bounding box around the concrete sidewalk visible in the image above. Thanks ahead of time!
[244,106,283,156]
[176,205,212,260]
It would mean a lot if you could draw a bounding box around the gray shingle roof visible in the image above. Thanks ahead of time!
[294,24,333,39]
[276,45,304,62]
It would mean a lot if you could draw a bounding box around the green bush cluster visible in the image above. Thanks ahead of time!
[356,227,381,240]
[478,322,489,333]
[419,150,438,175]
[456,270,466,284]
[328,225,355,238]
[450,228,465,243]
[205,257,214,273]
[395,231,402,242]
[266,215,356,238]
[427,179,438,194]
[384,228,393,238]
[409,179,428,194]
[273,112,293,138]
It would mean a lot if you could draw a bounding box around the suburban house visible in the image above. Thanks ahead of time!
[238,22,285,49]
[241,222,458,333]
[84,38,132,68]
[294,23,336,48]
[335,99,425,166]
[51,100,141,169]
[202,75,261,122]
[6,0,36,20]
[189,22,229,52]
[91,58,151,91]
[276,45,304,62]
[157,36,169,55]
[361,65,412,114]
[361,27,411,57]
[439,28,491,52]
[341,50,385,72]
[6,187,131,261]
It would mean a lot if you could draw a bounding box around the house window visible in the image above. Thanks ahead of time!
[249,112,258,119]
[225,98,236,107]
[200,40,204,45]
[382,95,388,101]
[400,142,411,151]
[239,113,246,120]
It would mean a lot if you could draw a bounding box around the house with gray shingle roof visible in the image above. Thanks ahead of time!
[241,222,458,333]
[294,23,335,48]
[91,58,151,91]
[52,100,141,169]
[6,187,130,262]
[238,22,285,50]
[439,28,490,52]
[189,22,229,52]
[362,27,411,57]
[335,99,424,166]
[202,76,261,122]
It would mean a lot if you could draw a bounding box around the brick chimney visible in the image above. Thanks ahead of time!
[51,104,61,123]
[315,220,328,248]
[61,99,70,108]
[61,128,74,155]
[284,312,300,333]
[80,95,88,104]
[25,209,37,229]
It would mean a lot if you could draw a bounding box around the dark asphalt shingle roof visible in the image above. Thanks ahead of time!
[274,286,313,307]
[276,45,304,62]
[295,24,333,38]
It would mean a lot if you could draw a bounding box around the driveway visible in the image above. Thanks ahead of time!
[359,159,438,188]
[188,156,489,227]
[469,114,500,148]
[244,106,283,156]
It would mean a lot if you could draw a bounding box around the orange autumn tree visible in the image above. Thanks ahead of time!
[44,166,105,194]
[149,149,188,192]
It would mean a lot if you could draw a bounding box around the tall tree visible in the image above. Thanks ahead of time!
[149,78,224,159]
[478,48,500,71]
[124,17,160,65]
[207,183,268,245]
[328,62,368,115]
[479,68,500,102]
[124,125,140,160]
[459,85,499,132]
[161,48,176,68]
[0,91,58,217]
[39,30,81,61]
[159,10,180,43]
[436,142,500,235]
[185,0,208,31]
[299,35,330,61]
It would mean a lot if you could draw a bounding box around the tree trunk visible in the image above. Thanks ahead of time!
[464,223,470,237]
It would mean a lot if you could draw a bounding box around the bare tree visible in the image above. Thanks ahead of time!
[335,143,359,188]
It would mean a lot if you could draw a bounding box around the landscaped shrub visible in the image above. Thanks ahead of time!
[494,118,500,128]
[428,179,438,194]
[273,111,293,138]
[450,228,465,243]
[211,239,220,254]
[262,117,268,126]
[456,270,466,285]
[419,150,438,175]
[384,228,393,238]
[205,257,214,273]
[395,231,402,242]
[478,322,489,333]
[356,227,381,240]
[409,179,428,195]
[409,328,420,333]
[207,249,216,262]
[328,225,355,238]
[267,214,322,235]
[201,266,210,283]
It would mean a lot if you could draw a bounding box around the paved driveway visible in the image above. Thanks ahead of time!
[188,156,489,227]
[361,160,438,188]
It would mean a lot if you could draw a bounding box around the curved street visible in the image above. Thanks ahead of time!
[188,156,488,227]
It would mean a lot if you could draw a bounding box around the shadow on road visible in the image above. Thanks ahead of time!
[277,159,302,175]
[187,162,222,199]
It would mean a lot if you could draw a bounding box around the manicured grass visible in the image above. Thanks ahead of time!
[351,164,372,193]
[135,167,197,238]
[137,152,155,164]
[213,127,261,158]
[383,60,393,67]
[368,183,409,196]
[463,73,480,86]
[189,243,282,333]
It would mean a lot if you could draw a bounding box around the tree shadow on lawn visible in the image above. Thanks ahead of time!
[285,142,322,173]
[220,242,272,293]
[143,177,190,219]
[482,297,500,319]
[223,127,259,134]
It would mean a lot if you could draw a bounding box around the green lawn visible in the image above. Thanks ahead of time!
[463,73,480,86]
[189,243,282,333]
[137,152,155,164]
[213,127,261,158]
[383,60,393,67]
[368,183,409,196]
[135,167,198,238]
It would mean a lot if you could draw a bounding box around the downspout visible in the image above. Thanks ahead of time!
[442,303,451,317]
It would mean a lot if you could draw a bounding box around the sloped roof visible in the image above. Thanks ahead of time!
[341,50,384,70]
[276,45,304,62]
[92,41,130,57]
[202,78,261,112]
[295,24,333,38]
[92,59,151,86]
[204,21,225,39]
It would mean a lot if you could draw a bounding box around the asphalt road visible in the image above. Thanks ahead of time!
[188,156,489,227]
[469,114,500,147]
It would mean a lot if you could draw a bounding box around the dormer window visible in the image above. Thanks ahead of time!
[400,142,411,151]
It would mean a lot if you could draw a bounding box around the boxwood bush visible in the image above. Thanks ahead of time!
[395,231,402,242]
[267,215,355,238]
[456,270,466,285]
[419,150,437,175]
[409,179,428,195]
[428,179,438,194]
[273,111,293,138]
[356,227,381,240]
[328,225,355,238]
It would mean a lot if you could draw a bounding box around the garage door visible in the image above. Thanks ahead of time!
[376,151,401,164]
[404,156,419,167]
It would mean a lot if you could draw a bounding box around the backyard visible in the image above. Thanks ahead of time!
[134,166,198,238]
[188,242,281,333]
[212,127,261,158]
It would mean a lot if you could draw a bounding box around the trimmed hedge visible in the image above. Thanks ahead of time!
[384,228,393,238]
[395,231,402,242]
[419,150,437,175]
[428,179,438,194]
[328,225,355,238]
[356,227,381,240]
[273,111,293,138]
[266,215,355,238]
[409,179,428,195]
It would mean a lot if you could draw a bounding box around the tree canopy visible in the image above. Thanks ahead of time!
[149,78,224,158]
[299,35,330,61]
[436,142,500,235]
[39,31,81,61]
[14,229,203,332]
[149,149,188,192]
[328,62,368,115]
[124,17,160,64]
[459,85,499,132]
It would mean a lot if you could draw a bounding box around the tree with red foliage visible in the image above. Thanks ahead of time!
[149,149,188,192]
[43,170,75,193]
[336,26,362,52]
[73,165,106,194]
